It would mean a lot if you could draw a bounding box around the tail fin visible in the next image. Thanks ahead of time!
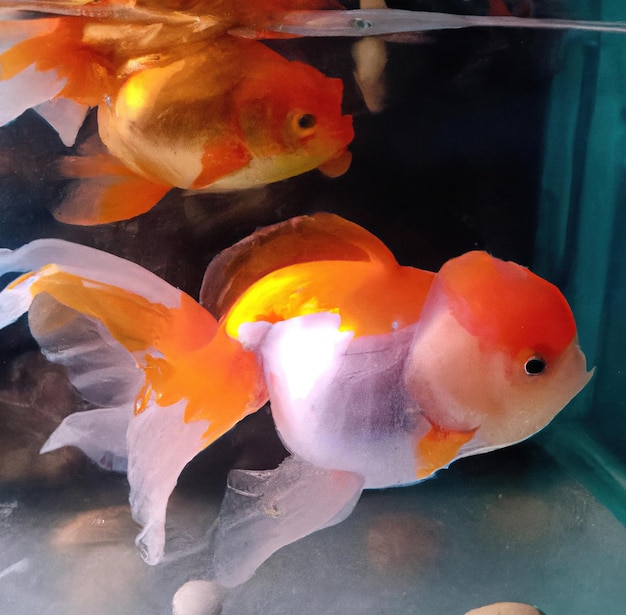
[34,98,89,147]
[0,239,266,563]
[0,19,60,54]
[0,61,65,127]
[0,15,116,136]
[0,16,113,103]
[0,17,97,145]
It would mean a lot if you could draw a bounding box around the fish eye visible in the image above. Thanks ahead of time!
[297,113,316,130]
[291,112,317,137]
[524,357,547,376]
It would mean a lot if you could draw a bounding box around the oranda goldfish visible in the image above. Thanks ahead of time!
[0,214,591,586]
[0,0,352,224]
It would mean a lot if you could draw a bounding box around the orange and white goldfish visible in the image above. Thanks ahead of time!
[0,213,591,586]
[0,0,352,224]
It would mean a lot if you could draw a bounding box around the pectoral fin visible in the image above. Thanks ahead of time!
[189,138,252,189]
[210,455,364,587]
[416,424,478,480]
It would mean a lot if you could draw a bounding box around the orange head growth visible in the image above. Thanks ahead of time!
[437,251,577,368]
[405,251,592,454]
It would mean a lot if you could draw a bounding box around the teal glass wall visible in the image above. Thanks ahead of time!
[535,0,626,525]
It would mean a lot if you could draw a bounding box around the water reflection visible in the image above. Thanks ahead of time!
[0,2,353,224]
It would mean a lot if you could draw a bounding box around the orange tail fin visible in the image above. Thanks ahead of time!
[0,17,115,106]
[0,239,266,445]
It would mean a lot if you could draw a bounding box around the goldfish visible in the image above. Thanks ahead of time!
[0,0,352,224]
[0,213,591,587]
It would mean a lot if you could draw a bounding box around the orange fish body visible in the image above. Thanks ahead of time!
[0,0,353,224]
[0,214,591,585]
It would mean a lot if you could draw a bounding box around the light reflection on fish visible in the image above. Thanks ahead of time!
[0,213,592,586]
[0,0,352,224]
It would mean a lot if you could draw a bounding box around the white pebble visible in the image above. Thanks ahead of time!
[172,580,227,615]
[465,603,542,615]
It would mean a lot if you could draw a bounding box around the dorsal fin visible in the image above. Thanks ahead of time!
[200,213,398,319]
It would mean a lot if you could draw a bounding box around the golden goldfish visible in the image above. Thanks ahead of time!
[0,214,591,586]
[0,0,352,224]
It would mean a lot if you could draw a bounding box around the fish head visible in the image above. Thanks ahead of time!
[233,58,354,184]
[404,251,592,455]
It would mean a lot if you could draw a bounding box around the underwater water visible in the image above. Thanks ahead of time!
[1,0,626,613]
[1,441,626,615]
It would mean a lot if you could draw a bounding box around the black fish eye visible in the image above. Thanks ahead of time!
[297,113,316,130]
[524,357,547,376]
